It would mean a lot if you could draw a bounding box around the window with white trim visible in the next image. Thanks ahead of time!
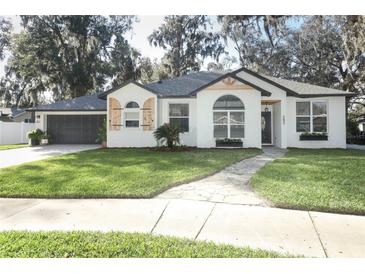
[169,104,189,132]
[124,101,140,128]
[296,101,327,133]
[213,95,245,138]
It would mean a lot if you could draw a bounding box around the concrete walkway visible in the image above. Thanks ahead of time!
[0,144,100,168]
[0,198,364,258]
[157,147,286,205]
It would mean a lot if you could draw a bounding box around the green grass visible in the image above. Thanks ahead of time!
[0,231,289,258]
[0,144,28,150]
[0,148,260,198]
[251,149,365,215]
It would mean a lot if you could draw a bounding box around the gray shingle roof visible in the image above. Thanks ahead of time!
[145,71,224,97]
[259,74,352,96]
[30,68,354,112]
[29,93,107,111]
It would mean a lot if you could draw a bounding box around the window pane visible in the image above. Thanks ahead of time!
[230,125,244,138]
[126,102,139,108]
[230,112,244,124]
[213,95,244,110]
[125,112,139,120]
[213,112,228,124]
[296,117,310,132]
[313,117,327,132]
[170,118,189,132]
[313,102,327,115]
[214,125,228,138]
[169,104,189,117]
[126,120,139,127]
[296,102,310,115]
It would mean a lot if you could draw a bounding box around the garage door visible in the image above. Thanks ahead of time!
[47,115,106,144]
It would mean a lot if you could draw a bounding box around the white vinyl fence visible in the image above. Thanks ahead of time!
[0,121,41,145]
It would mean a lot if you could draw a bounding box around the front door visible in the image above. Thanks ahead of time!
[261,112,272,144]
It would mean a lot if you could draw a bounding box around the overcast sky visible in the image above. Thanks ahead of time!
[0,15,239,77]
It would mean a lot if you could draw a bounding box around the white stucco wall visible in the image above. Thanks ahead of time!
[107,83,157,147]
[159,98,197,146]
[272,102,282,147]
[286,96,346,148]
[196,88,262,148]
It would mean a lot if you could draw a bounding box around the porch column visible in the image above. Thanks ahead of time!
[280,99,287,148]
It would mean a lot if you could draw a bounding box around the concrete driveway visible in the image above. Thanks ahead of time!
[0,198,364,258]
[0,144,100,168]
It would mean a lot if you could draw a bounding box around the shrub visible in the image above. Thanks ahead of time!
[347,118,360,138]
[27,128,43,141]
[27,128,44,146]
[153,123,183,149]
[96,119,107,144]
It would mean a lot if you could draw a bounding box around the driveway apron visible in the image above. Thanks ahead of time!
[0,144,100,168]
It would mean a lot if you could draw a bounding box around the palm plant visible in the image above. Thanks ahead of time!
[153,123,183,149]
[96,119,107,147]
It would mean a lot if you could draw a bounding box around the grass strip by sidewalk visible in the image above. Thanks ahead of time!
[0,231,293,258]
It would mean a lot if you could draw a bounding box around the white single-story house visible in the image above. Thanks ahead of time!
[30,67,354,148]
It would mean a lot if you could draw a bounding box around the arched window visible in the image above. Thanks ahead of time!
[124,101,140,128]
[213,95,245,139]
[126,101,139,108]
[213,95,245,110]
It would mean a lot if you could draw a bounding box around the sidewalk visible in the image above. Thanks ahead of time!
[0,198,364,258]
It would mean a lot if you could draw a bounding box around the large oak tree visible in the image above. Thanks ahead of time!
[2,16,138,107]
[218,15,365,120]
[149,15,225,77]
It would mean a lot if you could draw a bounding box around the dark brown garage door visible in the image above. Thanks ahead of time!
[47,114,106,144]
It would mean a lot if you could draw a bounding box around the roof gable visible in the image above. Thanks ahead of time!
[190,73,272,96]
[233,67,299,96]
[98,81,158,100]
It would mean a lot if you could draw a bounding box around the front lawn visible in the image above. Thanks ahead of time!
[0,148,260,198]
[0,231,289,258]
[250,149,365,215]
[0,144,28,150]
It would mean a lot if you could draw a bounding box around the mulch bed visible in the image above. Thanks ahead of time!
[149,146,195,152]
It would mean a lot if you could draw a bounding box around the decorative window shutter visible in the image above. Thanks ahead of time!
[143,97,155,131]
[109,97,122,131]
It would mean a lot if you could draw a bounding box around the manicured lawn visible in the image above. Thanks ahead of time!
[251,149,365,215]
[0,231,289,258]
[0,148,260,198]
[0,144,28,150]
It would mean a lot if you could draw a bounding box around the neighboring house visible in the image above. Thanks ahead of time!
[29,67,354,148]
[0,107,32,122]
